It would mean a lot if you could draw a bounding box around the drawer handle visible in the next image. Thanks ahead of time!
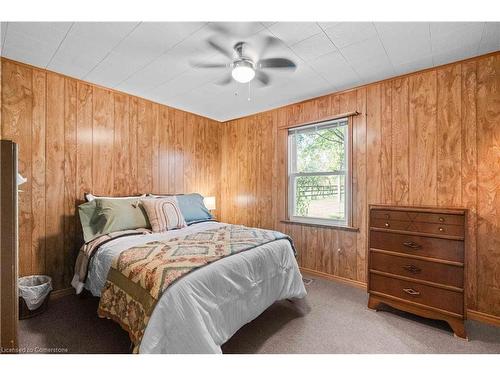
[403,288,421,296]
[439,217,445,223]
[439,227,444,232]
[403,265,422,274]
[384,222,390,228]
[403,241,421,249]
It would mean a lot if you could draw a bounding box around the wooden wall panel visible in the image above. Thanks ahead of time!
[173,110,185,194]
[380,82,393,203]
[354,88,367,282]
[158,106,170,194]
[220,52,500,320]
[338,90,358,280]
[1,58,221,290]
[437,64,462,206]
[258,111,275,230]
[366,83,393,205]
[45,72,65,289]
[136,99,154,194]
[246,116,257,228]
[31,69,46,274]
[151,104,160,194]
[408,70,438,205]
[236,119,249,225]
[75,82,93,249]
[476,54,500,317]
[461,61,478,310]
[193,115,204,195]
[183,112,196,194]
[76,83,93,200]
[129,97,139,194]
[391,77,409,205]
[113,93,130,196]
[92,87,114,196]
[2,61,33,278]
[366,84,387,206]
[63,79,77,286]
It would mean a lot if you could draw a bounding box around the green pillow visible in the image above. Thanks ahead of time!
[95,198,150,236]
[78,200,104,243]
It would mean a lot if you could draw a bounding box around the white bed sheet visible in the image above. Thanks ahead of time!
[84,221,307,353]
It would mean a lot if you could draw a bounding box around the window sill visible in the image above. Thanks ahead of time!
[280,219,359,232]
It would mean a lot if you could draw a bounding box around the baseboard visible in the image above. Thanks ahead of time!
[50,287,74,300]
[299,267,367,290]
[467,309,500,328]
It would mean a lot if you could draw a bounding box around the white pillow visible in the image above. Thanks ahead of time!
[85,193,146,202]
[141,197,187,232]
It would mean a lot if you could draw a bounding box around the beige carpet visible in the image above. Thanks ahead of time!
[18,274,500,354]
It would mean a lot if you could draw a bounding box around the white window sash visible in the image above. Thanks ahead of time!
[287,117,351,226]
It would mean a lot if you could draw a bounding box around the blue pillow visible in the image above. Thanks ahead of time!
[176,193,213,224]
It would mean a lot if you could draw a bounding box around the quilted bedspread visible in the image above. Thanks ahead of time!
[97,224,294,352]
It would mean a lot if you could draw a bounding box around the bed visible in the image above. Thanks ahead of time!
[76,220,307,354]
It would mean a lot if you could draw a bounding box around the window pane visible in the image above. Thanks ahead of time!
[293,175,346,221]
[292,123,347,173]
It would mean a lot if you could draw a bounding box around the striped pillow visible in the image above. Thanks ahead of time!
[141,197,187,232]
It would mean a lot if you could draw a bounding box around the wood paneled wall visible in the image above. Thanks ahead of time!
[0,58,221,290]
[2,52,500,320]
[220,52,500,319]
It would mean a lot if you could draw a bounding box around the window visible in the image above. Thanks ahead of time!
[288,117,351,227]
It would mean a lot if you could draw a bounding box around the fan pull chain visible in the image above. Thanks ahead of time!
[248,81,251,101]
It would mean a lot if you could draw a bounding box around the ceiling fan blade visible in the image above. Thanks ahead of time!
[207,39,233,59]
[190,61,228,69]
[208,23,259,38]
[207,23,231,36]
[259,36,281,58]
[258,58,296,70]
[255,71,271,86]
[215,74,233,86]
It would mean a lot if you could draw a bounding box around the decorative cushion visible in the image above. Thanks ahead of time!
[141,197,187,232]
[95,198,150,236]
[148,193,213,224]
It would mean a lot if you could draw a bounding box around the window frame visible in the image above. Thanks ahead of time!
[287,116,353,228]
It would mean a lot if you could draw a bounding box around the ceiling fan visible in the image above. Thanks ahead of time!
[191,36,297,87]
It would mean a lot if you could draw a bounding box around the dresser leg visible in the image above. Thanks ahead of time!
[368,295,382,311]
[447,318,468,340]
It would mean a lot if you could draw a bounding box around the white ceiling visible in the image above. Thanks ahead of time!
[1,22,499,121]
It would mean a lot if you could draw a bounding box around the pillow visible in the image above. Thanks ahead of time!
[78,200,104,243]
[85,192,146,202]
[95,198,150,236]
[177,193,213,224]
[149,193,213,224]
[141,197,187,232]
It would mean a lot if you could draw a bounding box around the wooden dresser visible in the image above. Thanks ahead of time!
[367,205,467,339]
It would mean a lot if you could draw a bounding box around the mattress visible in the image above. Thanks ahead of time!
[85,221,307,353]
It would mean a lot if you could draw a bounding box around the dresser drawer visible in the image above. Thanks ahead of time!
[413,212,464,226]
[371,218,412,231]
[410,222,464,237]
[370,209,413,222]
[370,251,463,287]
[370,273,464,315]
[370,231,464,262]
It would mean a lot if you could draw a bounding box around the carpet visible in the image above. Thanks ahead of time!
[18,274,500,354]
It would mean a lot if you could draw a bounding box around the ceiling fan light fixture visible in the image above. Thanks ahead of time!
[231,60,255,83]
